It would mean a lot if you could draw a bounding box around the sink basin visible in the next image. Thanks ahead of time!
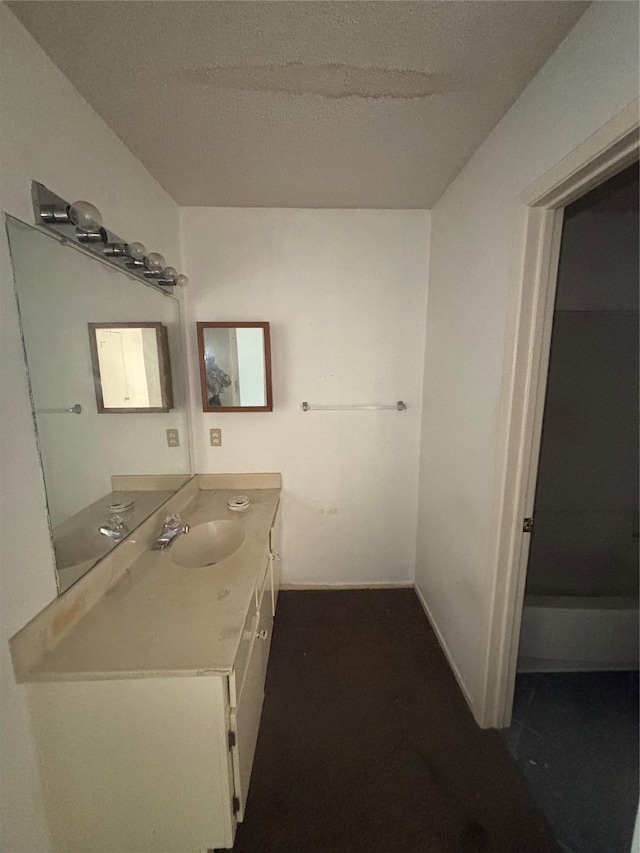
[170,520,244,568]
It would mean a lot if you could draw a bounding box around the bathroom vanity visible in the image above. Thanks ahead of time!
[11,475,282,853]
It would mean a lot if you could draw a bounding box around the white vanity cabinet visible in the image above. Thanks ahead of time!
[26,503,282,853]
[270,502,282,612]
[229,547,274,823]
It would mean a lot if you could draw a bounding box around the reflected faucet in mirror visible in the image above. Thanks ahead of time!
[99,514,130,542]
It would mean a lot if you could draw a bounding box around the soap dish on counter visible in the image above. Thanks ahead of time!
[227,495,251,512]
[108,498,134,513]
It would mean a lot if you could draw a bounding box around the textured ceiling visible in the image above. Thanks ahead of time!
[8,1,589,208]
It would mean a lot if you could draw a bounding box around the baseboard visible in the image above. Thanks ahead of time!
[517,655,640,674]
[280,582,414,590]
[413,584,478,721]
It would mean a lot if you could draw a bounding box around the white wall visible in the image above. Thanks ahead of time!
[182,208,429,585]
[415,0,639,720]
[0,6,182,849]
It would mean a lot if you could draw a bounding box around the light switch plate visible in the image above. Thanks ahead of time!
[209,428,222,447]
[166,428,179,447]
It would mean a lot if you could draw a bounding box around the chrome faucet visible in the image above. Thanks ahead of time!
[99,514,130,542]
[151,515,190,551]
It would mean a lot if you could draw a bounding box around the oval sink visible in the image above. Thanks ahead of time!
[170,520,244,568]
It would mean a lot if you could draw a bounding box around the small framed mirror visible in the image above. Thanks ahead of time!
[197,322,272,412]
[88,322,174,413]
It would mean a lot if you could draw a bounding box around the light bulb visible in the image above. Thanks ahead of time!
[144,252,165,272]
[125,242,147,261]
[160,267,177,281]
[68,200,102,232]
[175,274,189,287]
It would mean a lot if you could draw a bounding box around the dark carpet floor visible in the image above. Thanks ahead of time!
[229,589,559,853]
[504,671,639,853]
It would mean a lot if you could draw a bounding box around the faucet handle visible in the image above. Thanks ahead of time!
[163,514,182,530]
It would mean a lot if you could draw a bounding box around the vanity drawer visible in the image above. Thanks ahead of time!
[229,548,271,707]
[254,544,270,609]
[229,601,258,708]
[229,569,273,821]
[270,503,282,615]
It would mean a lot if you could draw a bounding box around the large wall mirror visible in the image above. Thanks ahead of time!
[197,322,273,412]
[6,215,192,594]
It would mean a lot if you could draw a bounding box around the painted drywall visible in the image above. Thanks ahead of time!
[181,208,429,585]
[415,0,639,719]
[0,6,182,850]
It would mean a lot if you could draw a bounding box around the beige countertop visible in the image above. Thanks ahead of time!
[28,487,280,682]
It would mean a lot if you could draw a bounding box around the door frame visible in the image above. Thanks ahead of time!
[481,99,639,729]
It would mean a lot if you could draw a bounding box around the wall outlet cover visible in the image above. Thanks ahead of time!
[210,428,222,447]
[166,428,180,447]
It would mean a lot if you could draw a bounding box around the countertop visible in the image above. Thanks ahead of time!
[29,487,280,682]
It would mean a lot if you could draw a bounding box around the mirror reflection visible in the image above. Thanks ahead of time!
[197,322,272,412]
[6,216,191,594]
[88,322,173,412]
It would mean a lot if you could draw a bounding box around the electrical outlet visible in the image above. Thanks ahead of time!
[209,428,222,447]
[166,428,180,447]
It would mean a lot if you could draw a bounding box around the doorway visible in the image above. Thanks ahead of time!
[520,162,639,666]
[483,102,639,734]
[505,162,639,853]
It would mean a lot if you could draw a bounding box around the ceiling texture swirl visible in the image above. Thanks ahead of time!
[9,1,589,207]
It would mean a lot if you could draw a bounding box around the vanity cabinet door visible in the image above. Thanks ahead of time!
[229,566,273,822]
[229,544,270,708]
[27,676,235,853]
[229,599,259,708]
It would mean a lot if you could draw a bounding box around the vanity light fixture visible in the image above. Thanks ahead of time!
[143,252,166,277]
[39,198,103,231]
[124,241,148,270]
[125,241,147,262]
[76,228,108,244]
[157,266,178,285]
[68,200,103,231]
[31,182,189,291]
[40,197,107,244]
[103,242,128,258]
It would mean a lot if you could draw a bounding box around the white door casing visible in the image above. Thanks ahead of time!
[481,98,639,729]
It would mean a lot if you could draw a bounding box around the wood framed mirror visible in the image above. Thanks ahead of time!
[197,322,273,412]
[88,322,174,413]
